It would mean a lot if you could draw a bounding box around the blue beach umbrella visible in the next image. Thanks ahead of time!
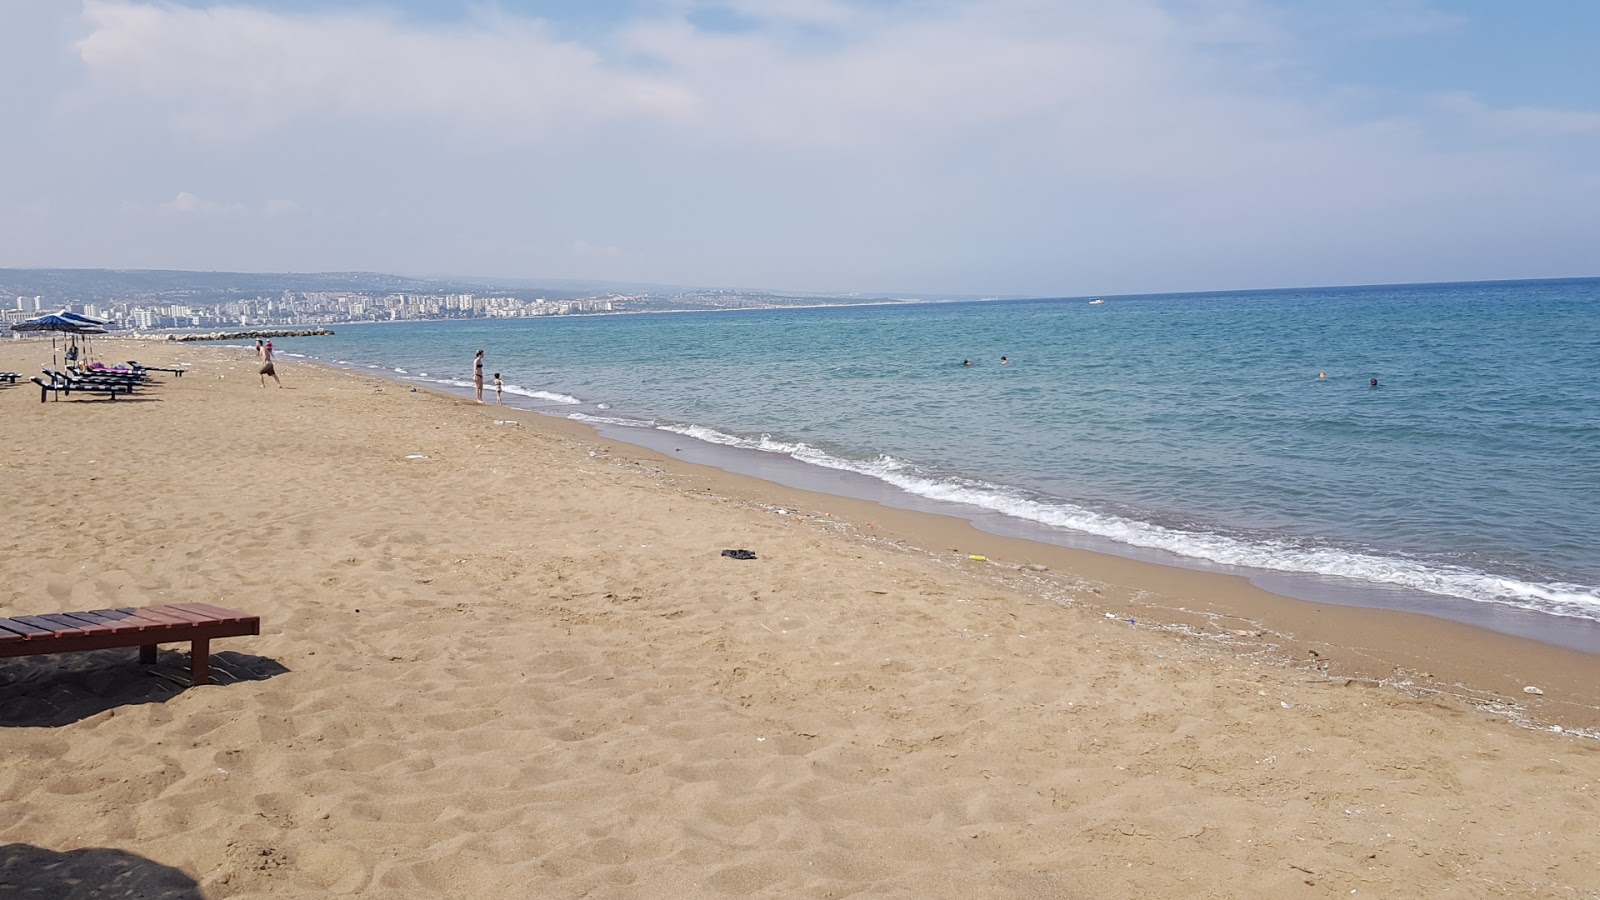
[11,312,101,366]
[10,312,89,332]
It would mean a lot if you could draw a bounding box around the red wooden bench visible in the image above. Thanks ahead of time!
[0,603,261,685]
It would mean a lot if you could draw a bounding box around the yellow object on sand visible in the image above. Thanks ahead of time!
[967,555,988,562]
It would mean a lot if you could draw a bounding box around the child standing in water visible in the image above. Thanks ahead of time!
[493,373,503,403]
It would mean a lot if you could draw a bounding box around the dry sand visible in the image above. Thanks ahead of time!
[2,339,1597,899]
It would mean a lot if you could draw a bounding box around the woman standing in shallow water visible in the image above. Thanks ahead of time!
[473,349,484,402]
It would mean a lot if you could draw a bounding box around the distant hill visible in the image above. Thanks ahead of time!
[0,268,595,305]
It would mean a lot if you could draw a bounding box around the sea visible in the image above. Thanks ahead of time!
[265,278,1600,653]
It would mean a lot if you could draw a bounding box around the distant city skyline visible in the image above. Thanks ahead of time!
[2,1,1598,297]
[0,267,933,330]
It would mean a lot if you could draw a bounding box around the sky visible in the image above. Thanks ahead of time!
[2,0,1598,297]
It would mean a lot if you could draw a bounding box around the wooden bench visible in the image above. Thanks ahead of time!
[0,603,261,685]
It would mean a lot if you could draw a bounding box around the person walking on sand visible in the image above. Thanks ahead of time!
[258,339,281,388]
[473,349,485,402]
[493,372,503,403]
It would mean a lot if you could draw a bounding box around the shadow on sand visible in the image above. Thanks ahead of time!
[0,650,289,727]
[0,844,205,899]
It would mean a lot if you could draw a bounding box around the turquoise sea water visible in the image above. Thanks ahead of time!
[269,278,1600,647]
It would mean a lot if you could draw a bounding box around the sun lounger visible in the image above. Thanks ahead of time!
[79,363,149,378]
[31,373,130,402]
[126,361,186,377]
[42,369,138,394]
[0,603,260,685]
[30,376,64,402]
[69,365,147,385]
[0,372,19,384]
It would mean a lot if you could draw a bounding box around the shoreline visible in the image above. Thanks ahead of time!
[257,319,1600,657]
[6,337,1598,898]
[268,341,1600,732]
[509,406,1600,734]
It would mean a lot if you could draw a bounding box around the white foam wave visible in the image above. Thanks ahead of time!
[569,412,658,428]
[631,420,1600,620]
[504,385,580,404]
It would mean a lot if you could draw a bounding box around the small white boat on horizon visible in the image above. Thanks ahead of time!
[1089,298,1104,305]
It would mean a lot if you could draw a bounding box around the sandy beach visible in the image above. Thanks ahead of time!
[2,338,1597,899]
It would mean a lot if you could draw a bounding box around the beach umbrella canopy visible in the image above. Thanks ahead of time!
[60,310,109,329]
[10,312,93,333]
[10,311,104,366]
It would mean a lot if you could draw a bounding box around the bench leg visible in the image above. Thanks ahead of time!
[190,638,211,684]
[140,644,158,665]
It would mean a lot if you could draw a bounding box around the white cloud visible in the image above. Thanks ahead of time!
[73,0,1591,169]
[75,0,700,139]
[162,190,243,215]
[63,0,1318,153]
[12,0,1597,291]
[161,190,299,217]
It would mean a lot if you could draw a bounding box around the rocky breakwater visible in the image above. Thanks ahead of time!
[168,328,335,342]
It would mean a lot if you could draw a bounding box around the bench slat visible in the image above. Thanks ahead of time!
[85,608,168,628]
[58,611,127,628]
[112,608,221,635]
[140,602,216,624]
[0,619,53,641]
[113,607,194,626]
[37,613,123,634]
[145,604,223,624]
[12,615,89,636]
[171,602,255,623]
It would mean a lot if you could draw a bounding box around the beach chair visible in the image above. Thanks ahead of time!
[70,365,149,385]
[126,361,186,377]
[30,376,65,402]
[45,368,138,390]
[33,372,132,401]
[0,372,19,384]
[82,362,146,376]
[0,603,260,685]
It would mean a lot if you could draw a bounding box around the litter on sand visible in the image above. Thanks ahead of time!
[967,555,988,562]
[721,549,758,560]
